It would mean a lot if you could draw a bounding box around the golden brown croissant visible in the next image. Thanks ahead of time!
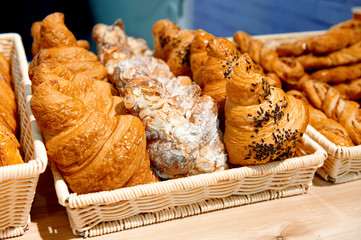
[30,79,158,194]
[310,62,361,84]
[28,47,107,82]
[276,19,361,57]
[302,79,361,145]
[31,12,89,56]
[0,124,23,167]
[152,19,196,77]
[233,31,303,85]
[296,40,361,71]
[196,37,280,113]
[287,90,354,147]
[113,56,227,179]
[92,19,152,76]
[223,53,309,165]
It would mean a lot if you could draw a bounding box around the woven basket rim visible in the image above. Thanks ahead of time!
[51,126,326,209]
[0,33,48,182]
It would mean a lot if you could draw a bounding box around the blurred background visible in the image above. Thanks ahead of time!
[1,0,359,60]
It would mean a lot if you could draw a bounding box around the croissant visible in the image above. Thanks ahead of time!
[223,53,309,165]
[28,47,107,82]
[287,90,354,147]
[30,79,158,194]
[196,37,281,113]
[113,56,227,179]
[302,79,361,145]
[189,29,215,85]
[31,12,89,56]
[152,19,196,77]
[276,19,361,57]
[0,124,23,167]
[310,62,361,84]
[92,19,152,75]
[296,40,361,71]
[233,31,303,85]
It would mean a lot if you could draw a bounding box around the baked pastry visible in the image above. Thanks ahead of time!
[333,78,361,100]
[28,47,107,83]
[189,29,216,85]
[276,19,361,57]
[113,56,227,179]
[152,19,196,77]
[302,79,361,145]
[92,19,152,75]
[223,53,309,165]
[0,52,11,86]
[0,80,18,135]
[195,37,281,113]
[31,12,89,56]
[287,90,354,147]
[233,31,303,85]
[30,79,158,194]
[310,62,361,84]
[296,40,361,71]
[0,124,23,167]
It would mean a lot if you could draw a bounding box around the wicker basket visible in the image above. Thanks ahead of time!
[306,125,361,183]
[50,125,326,238]
[253,31,361,184]
[0,33,47,239]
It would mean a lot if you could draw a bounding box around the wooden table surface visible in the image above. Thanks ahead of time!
[18,167,361,240]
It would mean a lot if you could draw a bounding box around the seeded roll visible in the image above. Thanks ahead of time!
[222,51,309,165]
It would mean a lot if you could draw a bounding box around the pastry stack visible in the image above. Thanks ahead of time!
[273,19,361,147]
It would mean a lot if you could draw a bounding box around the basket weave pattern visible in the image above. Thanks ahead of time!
[0,34,47,239]
[51,129,326,237]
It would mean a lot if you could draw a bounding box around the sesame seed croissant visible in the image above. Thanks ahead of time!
[193,37,280,114]
[233,31,303,86]
[30,79,158,194]
[152,19,196,77]
[222,52,309,165]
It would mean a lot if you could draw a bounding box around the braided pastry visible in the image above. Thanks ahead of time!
[296,40,361,71]
[302,80,361,144]
[152,19,196,77]
[287,90,354,147]
[310,62,361,84]
[223,51,309,165]
[333,78,361,100]
[276,19,361,57]
[112,56,227,179]
[31,79,158,194]
[233,31,303,85]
